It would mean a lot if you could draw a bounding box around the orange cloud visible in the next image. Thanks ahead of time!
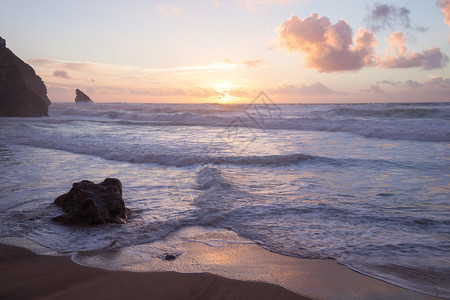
[437,0,450,25]
[277,14,377,72]
[243,59,265,68]
[223,59,265,68]
[381,31,449,69]
[386,31,407,56]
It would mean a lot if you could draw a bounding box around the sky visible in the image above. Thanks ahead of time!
[1,0,450,103]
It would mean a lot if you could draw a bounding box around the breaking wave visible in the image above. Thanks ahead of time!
[45,102,450,142]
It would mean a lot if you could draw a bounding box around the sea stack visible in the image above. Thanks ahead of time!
[75,89,93,103]
[0,36,51,117]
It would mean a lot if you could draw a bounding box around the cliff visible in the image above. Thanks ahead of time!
[0,36,51,117]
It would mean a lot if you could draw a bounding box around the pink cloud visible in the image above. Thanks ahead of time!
[270,82,334,95]
[277,15,448,72]
[437,0,450,25]
[381,31,449,69]
[53,70,71,79]
[277,14,377,72]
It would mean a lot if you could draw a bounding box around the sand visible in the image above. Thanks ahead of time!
[0,227,440,299]
[0,243,305,300]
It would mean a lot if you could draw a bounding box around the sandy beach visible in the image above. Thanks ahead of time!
[0,243,306,300]
[1,227,440,299]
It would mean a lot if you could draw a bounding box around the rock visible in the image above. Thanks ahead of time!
[75,89,93,103]
[0,36,51,117]
[164,254,177,261]
[53,178,131,225]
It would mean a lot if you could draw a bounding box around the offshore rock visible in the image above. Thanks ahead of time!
[0,36,51,117]
[75,89,94,103]
[53,178,131,225]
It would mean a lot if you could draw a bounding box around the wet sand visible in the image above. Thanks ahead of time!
[0,227,440,299]
[0,243,306,300]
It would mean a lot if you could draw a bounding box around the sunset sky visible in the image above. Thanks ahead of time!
[1,0,449,103]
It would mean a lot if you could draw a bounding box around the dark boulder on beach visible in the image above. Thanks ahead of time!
[0,36,51,117]
[75,89,94,103]
[53,178,131,225]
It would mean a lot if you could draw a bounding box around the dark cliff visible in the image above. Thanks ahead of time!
[0,36,51,117]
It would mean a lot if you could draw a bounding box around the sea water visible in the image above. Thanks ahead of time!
[0,101,449,297]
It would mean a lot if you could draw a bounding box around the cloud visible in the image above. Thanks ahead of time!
[422,77,450,90]
[155,3,182,17]
[437,0,450,25]
[52,70,71,79]
[28,58,96,72]
[381,31,449,69]
[277,14,377,72]
[223,59,265,68]
[379,78,450,89]
[403,80,423,87]
[277,17,448,72]
[270,82,334,95]
[364,3,427,32]
[379,79,423,87]
[27,58,54,66]
[62,62,93,71]
[126,87,215,98]
[362,84,384,93]
[243,59,265,68]
[385,77,450,101]
[26,57,249,102]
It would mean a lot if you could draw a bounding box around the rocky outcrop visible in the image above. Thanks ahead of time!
[0,36,51,117]
[75,89,93,103]
[53,178,131,225]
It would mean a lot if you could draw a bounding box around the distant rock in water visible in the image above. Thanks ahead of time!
[75,89,94,103]
[53,178,131,225]
[0,36,51,117]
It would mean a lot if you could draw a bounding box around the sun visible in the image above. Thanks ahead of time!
[214,83,235,102]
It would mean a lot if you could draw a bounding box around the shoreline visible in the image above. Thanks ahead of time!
[1,227,441,299]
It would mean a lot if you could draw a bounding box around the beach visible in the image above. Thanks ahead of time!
[0,232,439,300]
[0,243,304,299]
[1,0,449,298]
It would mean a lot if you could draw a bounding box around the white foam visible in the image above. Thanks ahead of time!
[44,103,450,142]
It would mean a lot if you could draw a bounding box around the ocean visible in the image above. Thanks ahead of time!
[0,99,449,297]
